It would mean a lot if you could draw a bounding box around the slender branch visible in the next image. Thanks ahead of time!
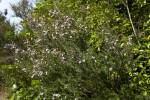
[121,0,127,7]
[121,0,140,45]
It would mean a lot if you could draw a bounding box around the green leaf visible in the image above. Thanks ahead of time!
[121,43,124,47]
[148,60,150,65]
[116,18,120,21]
[143,91,147,96]
[139,80,143,85]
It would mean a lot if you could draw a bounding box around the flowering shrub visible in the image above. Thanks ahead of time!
[2,0,150,99]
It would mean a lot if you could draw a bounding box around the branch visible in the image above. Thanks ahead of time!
[121,0,140,45]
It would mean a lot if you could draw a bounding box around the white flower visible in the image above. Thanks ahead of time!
[105,38,109,42]
[53,36,56,39]
[82,59,85,62]
[37,24,42,27]
[70,30,75,34]
[39,71,43,76]
[70,36,72,38]
[53,94,61,97]
[22,68,27,72]
[105,33,110,35]
[109,68,113,71]
[91,56,95,59]
[78,61,81,64]
[13,84,17,89]
[40,92,43,95]
[15,49,19,53]
[60,33,64,37]
[46,49,49,52]
[43,31,48,35]
[31,74,35,78]
[65,85,68,88]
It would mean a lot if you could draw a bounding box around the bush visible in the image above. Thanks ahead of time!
[2,0,150,99]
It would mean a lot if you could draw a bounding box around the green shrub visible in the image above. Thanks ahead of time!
[2,0,150,99]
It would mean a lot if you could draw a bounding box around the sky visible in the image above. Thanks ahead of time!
[0,0,22,24]
[0,0,36,24]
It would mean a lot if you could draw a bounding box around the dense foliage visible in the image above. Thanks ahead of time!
[0,13,15,66]
[1,0,150,99]
[0,12,15,94]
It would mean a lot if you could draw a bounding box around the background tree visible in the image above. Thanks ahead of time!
[11,0,32,20]
[0,12,15,66]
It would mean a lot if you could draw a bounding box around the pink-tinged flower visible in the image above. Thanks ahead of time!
[68,23,71,26]
[109,68,113,71]
[43,31,48,35]
[31,74,35,78]
[86,6,90,9]
[35,60,39,63]
[49,10,52,14]
[60,33,64,37]
[105,38,108,42]
[11,44,16,49]
[15,58,19,62]
[62,57,65,60]
[15,49,19,53]
[53,94,61,97]
[51,49,56,55]
[70,30,75,34]
[22,68,27,72]
[129,38,132,41]
[71,18,74,20]
[79,24,83,28]
[46,49,50,53]
[36,37,42,43]
[37,24,42,27]
[53,10,56,14]
[91,56,95,59]
[40,92,43,95]
[39,71,43,76]
[55,26,58,29]
[21,50,25,53]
